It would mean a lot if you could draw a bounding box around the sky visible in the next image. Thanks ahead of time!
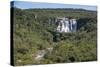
[12,1,97,11]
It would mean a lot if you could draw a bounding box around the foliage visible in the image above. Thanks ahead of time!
[12,7,97,66]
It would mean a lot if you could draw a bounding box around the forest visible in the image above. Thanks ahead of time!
[11,7,97,66]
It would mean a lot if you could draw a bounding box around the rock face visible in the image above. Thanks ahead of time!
[56,17,77,32]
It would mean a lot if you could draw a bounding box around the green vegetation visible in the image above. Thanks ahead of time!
[12,7,97,66]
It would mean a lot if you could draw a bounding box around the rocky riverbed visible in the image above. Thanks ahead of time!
[34,47,53,61]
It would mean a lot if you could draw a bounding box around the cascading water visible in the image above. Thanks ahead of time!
[56,17,77,33]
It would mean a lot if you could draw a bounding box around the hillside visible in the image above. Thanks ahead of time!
[12,7,97,65]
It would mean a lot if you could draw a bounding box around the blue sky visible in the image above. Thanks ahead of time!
[12,1,97,11]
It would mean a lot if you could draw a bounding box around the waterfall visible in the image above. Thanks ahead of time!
[64,18,70,32]
[56,17,77,33]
